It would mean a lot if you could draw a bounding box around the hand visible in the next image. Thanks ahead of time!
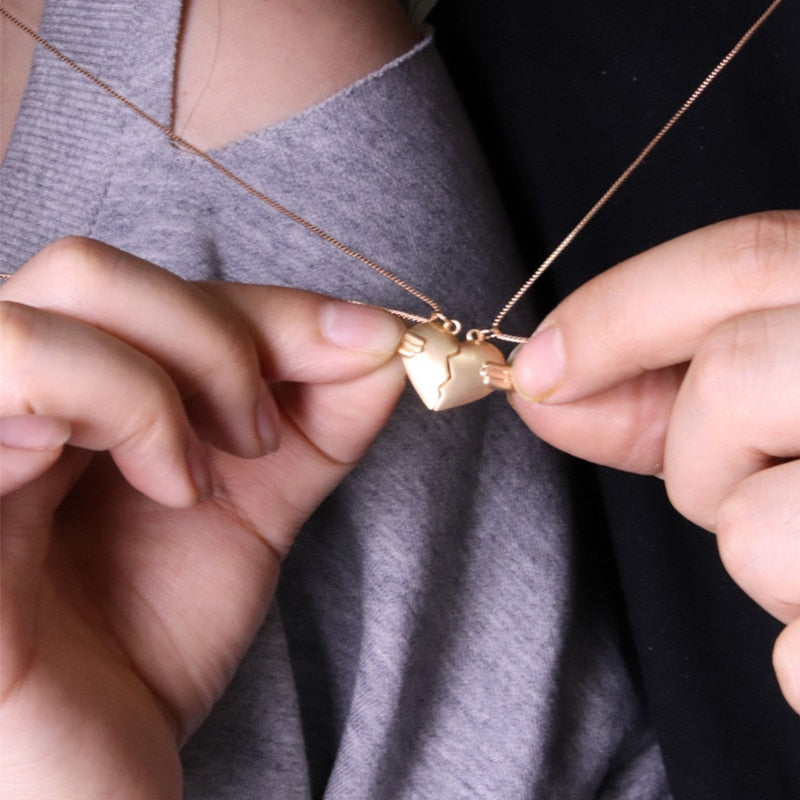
[508,211,800,714]
[0,237,406,798]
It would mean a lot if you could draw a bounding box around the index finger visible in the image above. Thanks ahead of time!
[510,211,800,403]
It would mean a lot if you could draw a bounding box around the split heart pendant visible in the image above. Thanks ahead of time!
[398,319,513,411]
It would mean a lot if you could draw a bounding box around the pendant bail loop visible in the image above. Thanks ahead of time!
[432,313,462,335]
[465,328,494,342]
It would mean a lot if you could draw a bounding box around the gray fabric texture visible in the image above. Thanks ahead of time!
[0,2,671,798]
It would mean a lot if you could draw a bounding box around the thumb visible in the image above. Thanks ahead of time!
[510,214,800,407]
[508,365,684,474]
[213,282,408,462]
[507,213,800,473]
[0,415,71,496]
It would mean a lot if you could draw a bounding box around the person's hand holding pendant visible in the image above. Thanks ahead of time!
[508,211,800,714]
[0,237,406,798]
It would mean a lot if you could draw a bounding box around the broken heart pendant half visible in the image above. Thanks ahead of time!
[398,319,513,411]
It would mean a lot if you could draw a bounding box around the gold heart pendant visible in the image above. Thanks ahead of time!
[398,320,512,411]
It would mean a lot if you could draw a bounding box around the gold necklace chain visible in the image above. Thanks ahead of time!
[0,1,785,343]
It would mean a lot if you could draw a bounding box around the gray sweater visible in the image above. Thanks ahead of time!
[0,1,670,797]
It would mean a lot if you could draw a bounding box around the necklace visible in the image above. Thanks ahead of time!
[0,1,785,409]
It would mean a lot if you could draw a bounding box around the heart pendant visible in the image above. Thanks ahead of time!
[398,320,512,411]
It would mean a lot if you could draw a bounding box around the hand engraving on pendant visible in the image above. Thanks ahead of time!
[399,321,510,411]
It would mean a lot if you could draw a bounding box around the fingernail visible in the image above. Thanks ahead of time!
[254,388,280,453]
[511,325,565,402]
[185,437,214,500]
[0,415,71,450]
[319,301,403,353]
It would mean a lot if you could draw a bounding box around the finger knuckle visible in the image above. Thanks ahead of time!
[688,314,764,407]
[714,468,800,623]
[33,236,117,296]
[37,235,100,271]
[716,211,800,300]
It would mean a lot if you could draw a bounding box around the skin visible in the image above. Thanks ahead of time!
[1,0,797,793]
[0,0,45,159]
[509,210,800,714]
